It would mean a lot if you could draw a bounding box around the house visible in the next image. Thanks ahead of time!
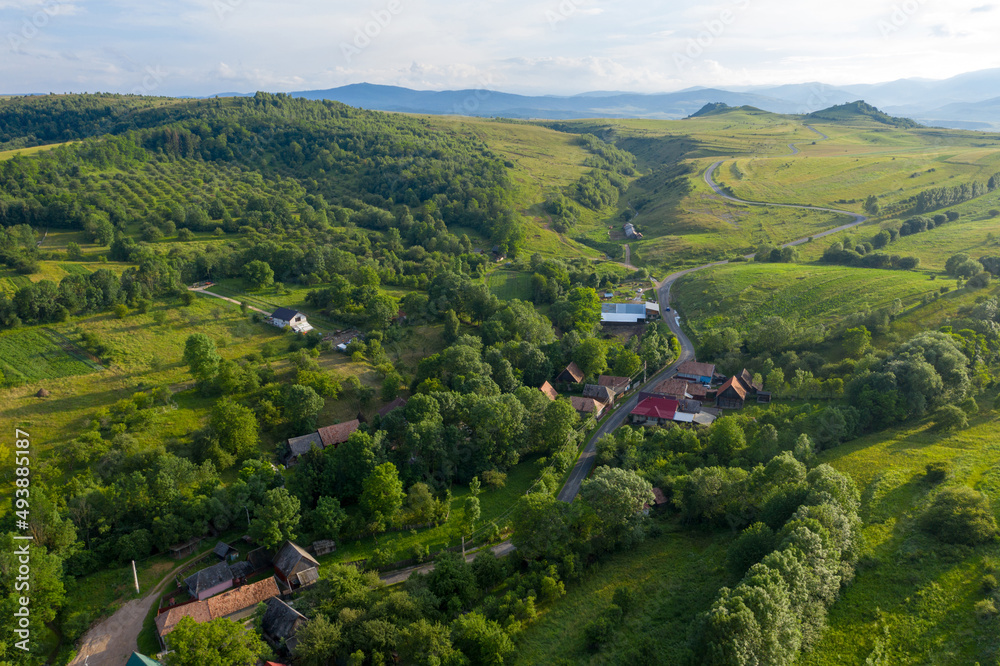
[644,302,661,319]
[273,541,320,588]
[126,653,162,666]
[653,378,691,400]
[597,375,631,396]
[570,396,605,420]
[317,419,360,449]
[583,383,615,406]
[540,381,559,401]
[377,397,408,418]
[213,541,238,562]
[623,223,643,239]
[601,302,647,324]
[156,578,280,648]
[262,597,309,653]
[284,432,323,466]
[676,361,716,385]
[268,307,313,334]
[556,362,585,385]
[184,561,235,601]
[630,396,679,426]
[716,376,748,409]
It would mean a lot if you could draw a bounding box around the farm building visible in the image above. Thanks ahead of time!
[652,378,691,400]
[312,540,337,556]
[716,376,748,409]
[168,537,202,560]
[184,561,235,601]
[284,432,323,466]
[268,307,313,334]
[630,396,679,426]
[377,397,408,418]
[273,541,320,589]
[318,419,360,448]
[213,541,238,561]
[676,361,716,385]
[601,303,647,324]
[583,383,615,406]
[540,381,559,401]
[597,375,631,396]
[156,578,280,648]
[262,597,309,654]
[623,223,643,239]
[556,362,585,384]
[570,396,605,420]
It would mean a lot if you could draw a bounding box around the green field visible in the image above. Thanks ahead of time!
[488,269,533,301]
[513,524,729,665]
[672,262,947,338]
[801,415,1000,665]
[0,328,100,384]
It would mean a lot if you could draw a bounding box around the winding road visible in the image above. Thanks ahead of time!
[558,130,867,502]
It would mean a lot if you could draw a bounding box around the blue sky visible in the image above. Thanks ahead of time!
[2,0,999,95]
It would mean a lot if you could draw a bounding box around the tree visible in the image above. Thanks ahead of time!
[426,551,479,613]
[727,522,777,577]
[309,496,347,539]
[210,398,260,464]
[574,337,608,379]
[450,612,514,666]
[921,486,997,545]
[612,348,643,377]
[242,260,274,290]
[710,417,747,461]
[842,326,871,358]
[444,308,460,344]
[183,333,221,384]
[164,616,268,666]
[863,194,880,215]
[462,495,481,537]
[360,463,405,530]
[285,384,325,432]
[249,487,301,550]
[292,614,342,666]
[580,466,654,537]
[511,492,573,560]
[398,619,465,666]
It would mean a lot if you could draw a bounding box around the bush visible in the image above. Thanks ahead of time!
[925,462,950,484]
[921,486,998,545]
[481,469,507,490]
[947,211,960,221]
[113,303,129,318]
[177,228,195,241]
[989,209,1000,218]
[982,574,997,592]
[975,598,998,621]
[934,404,969,431]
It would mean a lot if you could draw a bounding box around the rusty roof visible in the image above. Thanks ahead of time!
[317,419,360,448]
[206,577,280,619]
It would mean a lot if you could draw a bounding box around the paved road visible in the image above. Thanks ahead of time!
[556,134,869,503]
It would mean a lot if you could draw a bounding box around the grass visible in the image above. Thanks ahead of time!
[0,328,99,383]
[671,262,947,338]
[488,269,533,301]
[0,142,72,160]
[800,411,1000,665]
[512,521,729,665]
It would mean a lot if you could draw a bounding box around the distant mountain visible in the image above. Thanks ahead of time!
[805,101,921,128]
[196,67,1000,129]
[289,83,806,120]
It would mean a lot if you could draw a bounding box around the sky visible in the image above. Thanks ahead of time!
[2,0,1000,96]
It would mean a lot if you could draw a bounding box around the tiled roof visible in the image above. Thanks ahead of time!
[653,378,689,397]
[651,487,668,505]
[206,577,280,619]
[317,419,360,448]
[377,397,408,418]
[155,601,211,637]
[570,396,603,414]
[287,432,323,458]
[184,561,233,597]
[718,376,747,399]
[540,381,559,401]
[738,369,762,392]
[597,375,630,392]
[213,541,234,559]
[631,396,678,420]
[583,384,615,403]
[274,541,320,577]
[676,361,716,378]
[560,362,585,383]
[263,597,308,640]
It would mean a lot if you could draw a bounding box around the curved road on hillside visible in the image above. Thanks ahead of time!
[557,130,866,502]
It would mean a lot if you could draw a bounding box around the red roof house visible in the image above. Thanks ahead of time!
[630,396,679,426]
[317,419,360,448]
[716,376,748,409]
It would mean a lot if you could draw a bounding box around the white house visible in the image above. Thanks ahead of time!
[269,307,313,334]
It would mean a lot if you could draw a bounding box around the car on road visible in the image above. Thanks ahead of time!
[665,307,671,311]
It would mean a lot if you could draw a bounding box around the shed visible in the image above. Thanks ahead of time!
[247,547,275,572]
[229,561,254,581]
[540,381,559,401]
[377,397,408,418]
[167,537,202,560]
[285,432,323,465]
[676,361,716,385]
[556,362,585,384]
[312,540,337,557]
[317,419,360,449]
[184,561,234,601]
[213,541,237,561]
[716,376,748,410]
[262,597,309,653]
[273,541,320,586]
[736,368,763,394]
[600,302,647,324]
